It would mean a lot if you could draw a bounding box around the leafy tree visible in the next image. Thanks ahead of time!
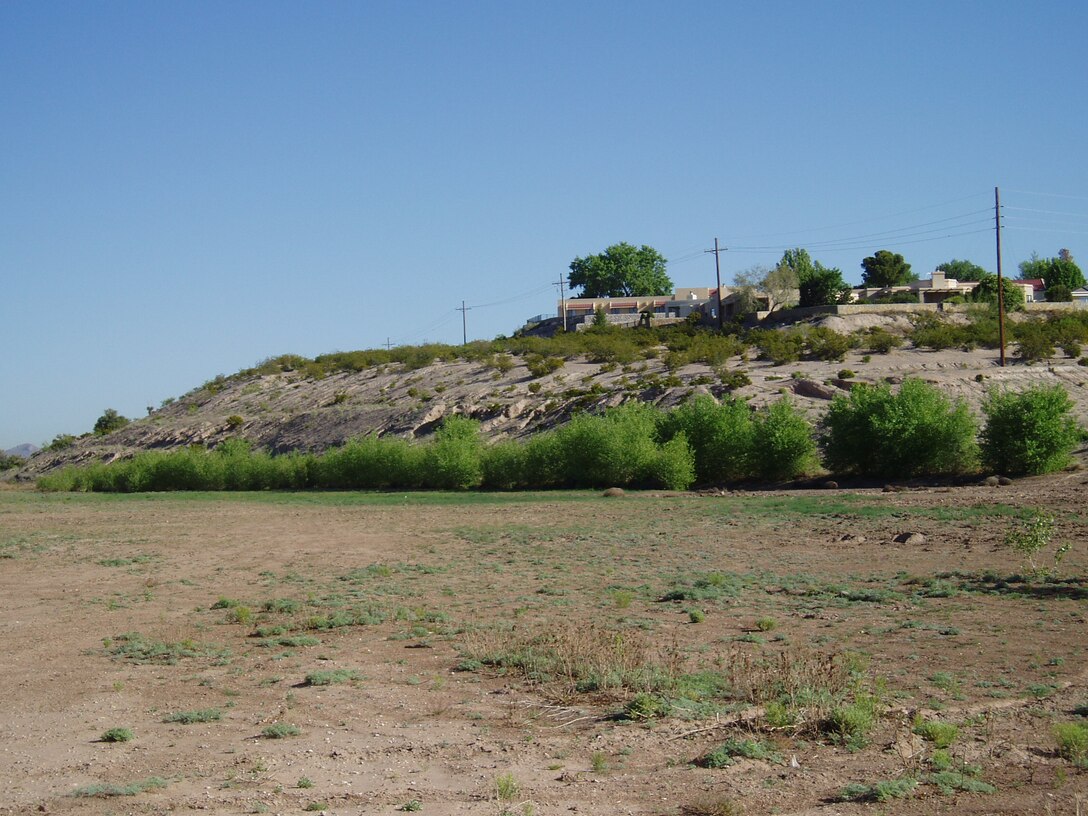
[980,385,1081,475]
[972,274,1025,311]
[860,250,912,288]
[936,259,988,282]
[568,243,671,298]
[1047,284,1073,302]
[1018,251,1086,291]
[778,248,851,307]
[734,262,799,312]
[93,409,130,436]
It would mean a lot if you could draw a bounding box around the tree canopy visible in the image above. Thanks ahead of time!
[1017,251,1086,292]
[973,274,1025,311]
[936,258,988,282]
[567,243,672,298]
[861,250,912,288]
[778,248,851,307]
[733,263,799,313]
[93,408,130,436]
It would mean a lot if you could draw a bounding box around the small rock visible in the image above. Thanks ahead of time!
[602,487,625,498]
[822,480,839,490]
[997,476,1013,486]
[893,532,926,546]
[982,475,1000,486]
[839,534,866,544]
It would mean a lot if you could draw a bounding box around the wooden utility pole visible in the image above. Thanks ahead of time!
[995,187,1006,367]
[384,338,393,351]
[456,301,472,345]
[705,238,727,330]
[555,273,568,332]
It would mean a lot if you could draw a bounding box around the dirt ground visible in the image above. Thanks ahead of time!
[0,476,1086,815]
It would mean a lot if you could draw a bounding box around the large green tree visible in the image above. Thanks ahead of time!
[936,258,988,282]
[779,248,851,306]
[567,243,672,298]
[1017,251,1086,292]
[860,250,912,288]
[973,274,1026,311]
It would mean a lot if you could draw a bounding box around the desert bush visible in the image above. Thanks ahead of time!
[751,328,804,365]
[1054,722,1088,767]
[1013,322,1055,362]
[909,314,967,350]
[524,353,565,378]
[749,398,818,481]
[864,327,904,354]
[805,326,854,362]
[821,378,978,477]
[980,385,1081,475]
[657,395,753,483]
[315,434,421,489]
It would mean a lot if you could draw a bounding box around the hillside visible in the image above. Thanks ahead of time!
[12,310,1088,480]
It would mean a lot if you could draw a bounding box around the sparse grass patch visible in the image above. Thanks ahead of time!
[262,723,301,739]
[839,777,917,802]
[164,709,221,724]
[494,771,520,800]
[913,716,958,748]
[699,737,781,768]
[1053,722,1088,767]
[72,777,168,797]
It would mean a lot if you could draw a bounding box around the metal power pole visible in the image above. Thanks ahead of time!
[705,238,727,330]
[995,187,1006,367]
[456,301,471,345]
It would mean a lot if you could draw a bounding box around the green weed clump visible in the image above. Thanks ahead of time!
[72,777,168,798]
[839,777,917,803]
[912,716,958,748]
[163,709,221,724]
[262,723,301,739]
[820,378,978,477]
[100,727,133,743]
[1054,721,1088,767]
[699,738,781,768]
[304,669,361,686]
[980,385,1082,475]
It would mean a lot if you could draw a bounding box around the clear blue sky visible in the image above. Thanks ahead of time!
[3,1,1087,449]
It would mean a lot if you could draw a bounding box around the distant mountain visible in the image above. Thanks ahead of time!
[4,444,38,459]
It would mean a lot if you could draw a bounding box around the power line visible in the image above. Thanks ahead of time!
[726,210,992,251]
[719,191,991,242]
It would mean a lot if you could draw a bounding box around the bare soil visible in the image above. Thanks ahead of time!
[0,476,1086,815]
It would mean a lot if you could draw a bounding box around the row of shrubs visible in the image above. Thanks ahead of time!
[39,383,1083,493]
[228,309,1088,386]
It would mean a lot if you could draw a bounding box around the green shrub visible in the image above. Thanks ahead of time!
[622,693,672,721]
[423,415,484,490]
[820,379,978,478]
[864,327,903,354]
[749,398,818,481]
[1013,322,1055,362]
[980,385,1081,475]
[1054,722,1088,767]
[752,329,804,365]
[262,723,301,738]
[805,327,854,362]
[700,737,781,768]
[657,395,753,483]
[100,727,133,743]
[839,778,917,802]
[163,709,221,724]
[912,716,958,748]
